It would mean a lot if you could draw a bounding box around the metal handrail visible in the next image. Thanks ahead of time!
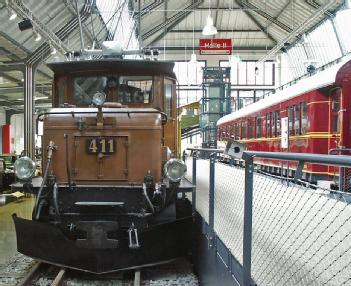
[329,148,351,155]
[243,151,351,168]
[187,147,224,153]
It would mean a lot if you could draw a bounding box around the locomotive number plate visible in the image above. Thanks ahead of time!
[86,138,115,154]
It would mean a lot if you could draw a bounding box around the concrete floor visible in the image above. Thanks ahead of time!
[0,197,34,265]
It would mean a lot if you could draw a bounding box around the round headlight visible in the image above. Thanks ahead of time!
[14,156,36,180]
[164,159,187,183]
[92,91,106,107]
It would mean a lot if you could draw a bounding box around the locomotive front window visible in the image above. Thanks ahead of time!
[72,75,153,106]
[118,76,153,104]
[74,76,107,105]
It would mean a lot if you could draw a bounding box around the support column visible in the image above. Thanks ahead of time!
[24,63,36,159]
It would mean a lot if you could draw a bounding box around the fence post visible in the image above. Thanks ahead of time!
[192,151,197,213]
[243,154,254,286]
[209,152,216,247]
[339,167,344,192]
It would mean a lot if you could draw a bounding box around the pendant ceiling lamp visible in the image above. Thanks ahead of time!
[202,0,217,36]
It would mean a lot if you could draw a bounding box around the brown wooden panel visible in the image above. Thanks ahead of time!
[73,135,128,181]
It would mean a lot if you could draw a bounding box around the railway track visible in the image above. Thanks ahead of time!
[0,254,198,286]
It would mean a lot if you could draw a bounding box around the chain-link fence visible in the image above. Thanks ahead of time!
[186,150,351,286]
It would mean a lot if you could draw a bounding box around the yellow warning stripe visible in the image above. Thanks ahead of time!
[235,132,340,143]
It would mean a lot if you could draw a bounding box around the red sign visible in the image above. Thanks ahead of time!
[199,39,232,55]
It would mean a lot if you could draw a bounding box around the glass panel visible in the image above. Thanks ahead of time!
[241,121,247,139]
[266,113,271,137]
[248,119,253,139]
[255,62,264,85]
[256,117,261,138]
[247,62,256,85]
[264,62,274,85]
[271,112,275,137]
[234,123,239,140]
[74,76,107,105]
[294,105,300,135]
[238,62,247,85]
[331,89,341,133]
[335,9,351,53]
[164,84,173,117]
[276,111,281,136]
[301,102,308,134]
[288,106,294,135]
[119,77,153,103]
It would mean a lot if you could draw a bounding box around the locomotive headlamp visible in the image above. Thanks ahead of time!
[92,91,106,107]
[14,156,36,180]
[164,159,187,183]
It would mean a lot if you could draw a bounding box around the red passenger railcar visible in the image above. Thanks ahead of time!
[217,56,351,182]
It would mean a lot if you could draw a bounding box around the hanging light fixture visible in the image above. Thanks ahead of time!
[5,0,17,21]
[33,30,42,42]
[8,9,17,21]
[190,0,197,63]
[202,0,217,36]
[50,44,57,55]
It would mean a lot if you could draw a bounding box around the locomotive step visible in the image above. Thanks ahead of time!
[74,201,125,206]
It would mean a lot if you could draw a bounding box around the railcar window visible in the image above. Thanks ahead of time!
[241,121,247,139]
[234,123,239,140]
[271,112,276,137]
[248,119,253,139]
[288,106,293,135]
[229,125,233,138]
[301,102,308,134]
[294,105,300,135]
[164,84,173,117]
[256,117,261,138]
[266,113,271,137]
[276,111,281,136]
[331,91,340,133]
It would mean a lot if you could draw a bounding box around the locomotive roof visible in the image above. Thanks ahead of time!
[47,59,176,78]
[218,55,351,126]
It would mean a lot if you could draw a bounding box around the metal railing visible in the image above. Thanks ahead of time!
[186,149,351,286]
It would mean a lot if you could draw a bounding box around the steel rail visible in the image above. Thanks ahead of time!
[17,262,42,286]
[51,268,66,286]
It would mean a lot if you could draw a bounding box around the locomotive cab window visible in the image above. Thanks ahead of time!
[118,76,153,104]
[71,75,153,106]
[74,76,107,105]
[164,82,173,118]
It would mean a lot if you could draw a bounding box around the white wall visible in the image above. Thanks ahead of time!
[10,113,24,155]
[0,107,6,126]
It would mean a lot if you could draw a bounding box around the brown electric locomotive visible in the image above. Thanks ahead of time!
[12,58,194,273]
